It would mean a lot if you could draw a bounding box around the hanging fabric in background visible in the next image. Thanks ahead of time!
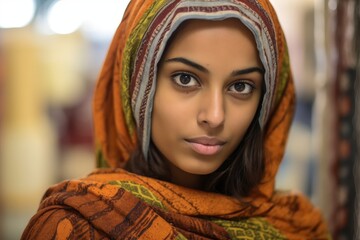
[314,0,358,238]
[354,0,360,238]
[330,0,357,238]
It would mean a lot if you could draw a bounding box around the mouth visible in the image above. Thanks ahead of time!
[185,137,226,156]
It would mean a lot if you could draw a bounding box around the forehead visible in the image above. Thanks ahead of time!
[174,18,253,36]
[162,18,258,54]
[160,18,261,70]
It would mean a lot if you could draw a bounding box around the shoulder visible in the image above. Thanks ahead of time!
[268,190,330,239]
[21,202,108,239]
[21,168,170,239]
[21,170,124,240]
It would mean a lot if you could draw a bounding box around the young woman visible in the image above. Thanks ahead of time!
[22,0,329,239]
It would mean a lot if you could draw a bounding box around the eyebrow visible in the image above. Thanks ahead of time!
[165,57,264,76]
[165,57,209,73]
[231,67,265,76]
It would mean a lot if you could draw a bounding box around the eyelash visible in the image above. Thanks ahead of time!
[170,72,256,95]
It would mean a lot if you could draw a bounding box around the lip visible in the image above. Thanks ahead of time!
[185,137,226,156]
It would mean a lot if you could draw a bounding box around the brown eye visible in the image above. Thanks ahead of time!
[180,74,191,84]
[172,73,199,88]
[234,82,245,92]
[229,81,254,94]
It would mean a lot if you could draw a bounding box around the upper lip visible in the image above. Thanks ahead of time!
[185,136,226,146]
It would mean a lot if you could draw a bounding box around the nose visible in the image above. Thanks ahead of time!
[197,90,225,129]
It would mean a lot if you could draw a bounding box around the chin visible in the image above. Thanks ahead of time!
[181,165,219,175]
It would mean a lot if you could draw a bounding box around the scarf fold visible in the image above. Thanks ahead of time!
[22,169,328,239]
[22,0,330,239]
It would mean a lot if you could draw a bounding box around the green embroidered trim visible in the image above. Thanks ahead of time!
[175,233,188,240]
[110,181,191,239]
[96,148,110,168]
[121,0,169,135]
[275,44,290,106]
[109,180,166,210]
[211,218,286,240]
[109,181,286,239]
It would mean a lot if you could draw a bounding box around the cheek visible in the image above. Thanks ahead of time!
[152,85,197,127]
[153,96,186,129]
[227,102,259,140]
[151,90,193,145]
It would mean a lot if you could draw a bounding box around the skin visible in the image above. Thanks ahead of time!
[152,18,263,189]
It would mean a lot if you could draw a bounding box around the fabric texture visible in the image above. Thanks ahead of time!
[22,0,330,239]
[22,169,328,239]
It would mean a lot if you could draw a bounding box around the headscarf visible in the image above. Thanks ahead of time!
[94,0,294,200]
[22,0,330,239]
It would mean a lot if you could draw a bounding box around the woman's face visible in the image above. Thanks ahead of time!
[152,19,263,187]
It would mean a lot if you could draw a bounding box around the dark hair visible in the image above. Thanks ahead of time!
[125,106,264,198]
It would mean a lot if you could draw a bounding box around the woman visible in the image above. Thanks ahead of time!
[22,0,329,239]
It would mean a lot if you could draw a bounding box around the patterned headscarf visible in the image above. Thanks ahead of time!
[94,0,292,198]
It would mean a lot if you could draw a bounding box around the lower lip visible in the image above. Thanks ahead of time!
[187,142,223,155]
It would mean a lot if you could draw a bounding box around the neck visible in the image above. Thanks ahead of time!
[168,163,206,190]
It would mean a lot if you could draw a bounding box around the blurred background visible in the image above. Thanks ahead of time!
[0,0,358,239]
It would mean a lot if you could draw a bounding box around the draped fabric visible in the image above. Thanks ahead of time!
[22,0,330,239]
[22,169,328,239]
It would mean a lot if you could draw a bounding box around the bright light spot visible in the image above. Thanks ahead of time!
[45,0,131,37]
[0,0,36,28]
[47,0,84,34]
[82,0,131,40]
[328,0,337,11]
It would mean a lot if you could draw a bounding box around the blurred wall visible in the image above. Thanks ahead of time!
[1,27,58,238]
[0,24,103,240]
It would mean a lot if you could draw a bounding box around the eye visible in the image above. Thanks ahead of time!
[171,72,199,88]
[228,81,255,94]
